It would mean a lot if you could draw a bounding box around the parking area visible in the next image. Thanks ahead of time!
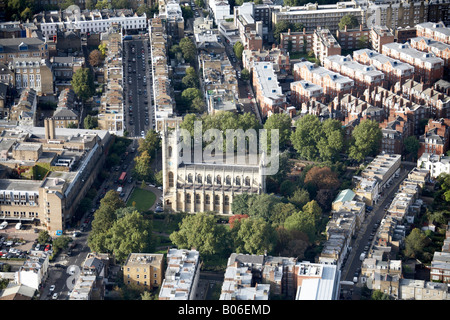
[0,224,41,259]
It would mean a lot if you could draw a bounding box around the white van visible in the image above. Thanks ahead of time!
[0,221,8,229]
[15,222,22,230]
[117,186,123,193]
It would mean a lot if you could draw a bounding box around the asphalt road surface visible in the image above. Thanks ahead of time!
[123,36,154,137]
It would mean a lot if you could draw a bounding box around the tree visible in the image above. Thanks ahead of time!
[233,217,277,255]
[304,166,340,191]
[284,211,316,242]
[302,200,322,226]
[181,6,194,19]
[89,49,104,67]
[233,41,244,60]
[138,129,161,156]
[179,37,197,63]
[182,67,199,89]
[273,21,292,43]
[291,114,323,161]
[229,214,249,229]
[95,0,111,9]
[52,236,71,252]
[404,136,420,160]
[195,0,205,8]
[371,290,391,300]
[231,193,251,215]
[38,230,50,245]
[240,68,250,81]
[247,193,281,222]
[349,119,382,162]
[169,212,229,256]
[133,151,154,182]
[288,188,310,209]
[338,14,359,30]
[269,202,297,227]
[404,228,429,258]
[275,228,309,259]
[111,0,129,8]
[263,112,292,151]
[318,119,345,162]
[72,68,95,102]
[106,210,154,263]
[84,115,98,129]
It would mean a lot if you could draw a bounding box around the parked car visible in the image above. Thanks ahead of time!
[49,285,55,293]
[52,293,58,300]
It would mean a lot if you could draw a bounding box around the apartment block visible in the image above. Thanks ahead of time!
[51,56,85,93]
[336,25,370,51]
[272,2,364,33]
[353,49,414,88]
[399,78,450,119]
[69,275,103,300]
[399,279,450,300]
[323,55,384,91]
[394,27,418,44]
[262,256,297,298]
[370,26,395,53]
[418,118,450,158]
[159,0,185,40]
[417,152,450,178]
[313,28,341,65]
[336,94,384,125]
[362,154,402,190]
[416,22,450,45]
[0,121,111,234]
[123,253,164,290]
[290,80,323,107]
[353,176,379,205]
[0,37,48,65]
[159,249,201,300]
[149,17,176,130]
[92,23,125,136]
[382,42,444,84]
[200,53,238,115]
[294,261,341,300]
[366,0,428,30]
[35,9,147,39]
[242,47,290,79]
[430,251,450,283]
[409,36,450,69]
[252,61,286,117]
[210,0,232,24]
[280,29,314,54]
[10,57,54,96]
[293,61,354,101]
[9,87,37,126]
[364,86,427,136]
[380,116,410,155]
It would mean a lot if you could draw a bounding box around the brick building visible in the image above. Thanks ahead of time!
[382,42,444,84]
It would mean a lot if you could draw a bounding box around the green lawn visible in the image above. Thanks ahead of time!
[126,188,156,212]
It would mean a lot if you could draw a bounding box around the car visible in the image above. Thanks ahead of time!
[120,192,125,197]
[44,244,52,252]
[141,131,145,137]
[364,245,369,252]
[155,206,163,213]
[52,293,58,300]
[49,285,55,292]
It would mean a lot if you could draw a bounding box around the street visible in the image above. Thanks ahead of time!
[341,163,416,285]
[123,35,154,137]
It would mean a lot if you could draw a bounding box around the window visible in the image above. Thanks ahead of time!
[168,172,174,187]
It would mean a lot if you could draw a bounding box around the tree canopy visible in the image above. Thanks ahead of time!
[348,119,382,162]
[338,14,359,30]
[72,68,95,101]
[291,115,345,162]
[169,212,229,256]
